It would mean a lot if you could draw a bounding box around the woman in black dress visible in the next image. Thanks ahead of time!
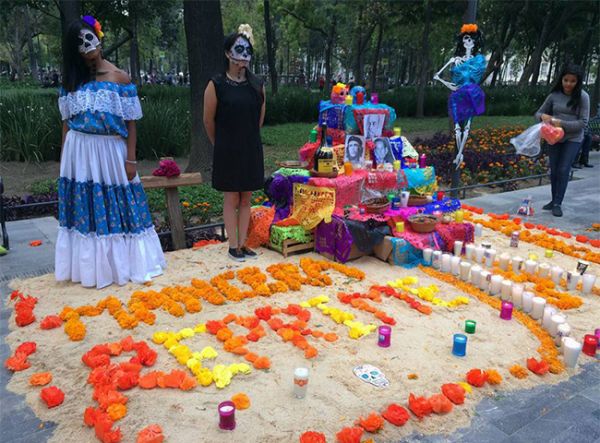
[204,25,266,261]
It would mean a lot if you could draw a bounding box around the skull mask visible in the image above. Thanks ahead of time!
[78,29,100,54]
[462,35,474,52]
[229,36,253,64]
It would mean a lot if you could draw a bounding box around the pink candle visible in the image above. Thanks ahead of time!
[500,301,513,320]
[218,401,236,430]
[595,328,600,347]
[378,325,391,347]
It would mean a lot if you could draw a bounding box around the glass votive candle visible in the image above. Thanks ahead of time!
[441,253,452,273]
[452,333,467,357]
[582,274,597,295]
[455,210,464,223]
[538,263,550,278]
[479,270,491,291]
[293,367,309,398]
[511,283,524,308]
[470,265,482,286]
[500,301,513,320]
[555,323,571,346]
[395,221,405,233]
[563,338,582,368]
[500,280,512,301]
[484,248,496,268]
[582,334,598,356]
[549,314,566,337]
[378,325,391,347]
[522,291,534,313]
[454,240,463,257]
[551,266,564,284]
[595,328,600,347]
[465,244,476,260]
[475,246,485,264]
[451,256,461,275]
[465,320,476,334]
[490,275,503,295]
[542,306,557,329]
[567,270,581,291]
[512,256,524,273]
[432,251,442,269]
[344,162,353,176]
[530,296,546,320]
[422,248,433,265]
[474,223,483,237]
[218,401,236,430]
[498,253,510,271]
[524,259,537,275]
[459,261,471,281]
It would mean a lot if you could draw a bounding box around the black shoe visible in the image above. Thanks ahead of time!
[583,164,594,168]
[228,248,246,262]
[552,205,563,217]
[572,164,582,169]
[241,246,258,259]
[542,201,554,210]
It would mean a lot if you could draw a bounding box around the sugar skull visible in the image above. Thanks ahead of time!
[78,28,101,54]
[353,364,389,388]
[330,82,348,104]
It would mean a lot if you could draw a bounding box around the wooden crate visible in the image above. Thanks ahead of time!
[270,235,314,258]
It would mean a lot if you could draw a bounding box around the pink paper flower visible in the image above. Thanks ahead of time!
[152,159,181,178]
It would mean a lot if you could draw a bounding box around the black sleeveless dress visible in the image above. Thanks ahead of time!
[211,73,264,192]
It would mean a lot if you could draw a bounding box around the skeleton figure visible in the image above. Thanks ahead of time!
[434,25,486,169]
[78,28,101,54]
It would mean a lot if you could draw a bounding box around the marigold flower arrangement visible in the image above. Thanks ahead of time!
[5,341,36,372]
[509,364,529,379]
[387,277,469,309]
[356,412,385,433]
[10,290,37,327]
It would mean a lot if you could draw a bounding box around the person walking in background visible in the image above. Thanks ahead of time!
[535,64,590,217]
[203,24,266,262]
[56,16,166,288]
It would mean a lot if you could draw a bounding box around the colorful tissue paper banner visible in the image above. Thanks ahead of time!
[291,183,336,230]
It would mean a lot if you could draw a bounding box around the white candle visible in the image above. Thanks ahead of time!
[511,283,524,308]
[484,248,497,268]
[522,291,534,313]
[454,241,463,257]
[524,259,538,275]
[470,265,482,286]
[549,314,566,337]
[501,280,513,301]
[563,337,582,368]
[512,256,524,273]
[538,263,550,278]
[432,251,442,269]
[474,223,482,237]
[567,271,581,291]
[422,248,433,265]
[490,275,503,295]
[441,253,452,272]
[475,246,485,264]
[555,323,571,346]
[542,306,557,329]
[530,296,546,320]
[498,253,510,271]
[451,256,461,275]
[551,266,563,284]
[479,270,491,291]
[459,261,471,281]
[465,244,475,260]
[582,274,597,294]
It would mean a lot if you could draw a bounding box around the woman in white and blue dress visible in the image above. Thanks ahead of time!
[56,16,165,288]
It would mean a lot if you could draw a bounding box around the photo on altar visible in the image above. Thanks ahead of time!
[363,113,385,140]
[372,137,395,166]
[344,134,366,166]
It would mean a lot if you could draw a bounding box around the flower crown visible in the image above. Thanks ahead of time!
[82,15,104,39]
[238,24,254,46]
[460,23,478,34]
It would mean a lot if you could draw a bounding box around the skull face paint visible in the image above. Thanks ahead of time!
[78,29,100,54]
[228,36,253,65]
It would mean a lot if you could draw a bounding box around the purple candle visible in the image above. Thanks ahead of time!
[500,301,513,320]
[218,401,236,430]
[370,92,379,104]
[378,325,391,347]
[595,328,600,348]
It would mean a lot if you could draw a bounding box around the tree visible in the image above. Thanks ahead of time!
[416,0,432,118]
[263,0,278,93]
[183,0,224,174]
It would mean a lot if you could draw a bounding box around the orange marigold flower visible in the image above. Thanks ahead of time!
[231,392,251,410]
[356,412,385,433]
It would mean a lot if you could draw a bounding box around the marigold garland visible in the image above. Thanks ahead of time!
[509,364,529,379]
[387,277,469,309]
[337,291,396,325]
[419,265,564,374]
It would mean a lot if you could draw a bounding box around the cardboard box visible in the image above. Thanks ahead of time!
[319,243,369,263]
[373,236,410,265]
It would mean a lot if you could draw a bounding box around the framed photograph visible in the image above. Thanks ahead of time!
[363,113,385,140]
[372,137,395,165]
[344,135,365,166]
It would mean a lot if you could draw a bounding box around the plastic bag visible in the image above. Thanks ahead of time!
[510,123,541,157]
[540,123,564,145]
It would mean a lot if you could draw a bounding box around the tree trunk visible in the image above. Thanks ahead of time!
[263,0,278,94]
[59,0,81,54]
[592,58,599,117]
[370,22,383,92]
[183,0,224,174]
[24,5,38,81]
[129,0,141,84]
[416,0,431,118]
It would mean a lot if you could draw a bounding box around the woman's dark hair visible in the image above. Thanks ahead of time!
[223,32,264,102]
[62,19,97,92]
[551,64,584,110]
[454,30,484,57]
[346,135,364,158]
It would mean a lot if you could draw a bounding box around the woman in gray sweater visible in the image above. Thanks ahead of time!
[535,64,589,217]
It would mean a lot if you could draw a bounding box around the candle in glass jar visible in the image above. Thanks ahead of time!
[293,367,309,398]
[452,334,467,357]
[500,280,513,301]
[498,253,510,271]
[465,320,476,334]
[422,248,433,265]
[500,301,513,320]
[563,338,582,368]
[490,275,503,295]
[551,266,564,284]
[470,265,482,286]
[511,284,524,308]
[218,401,236,430]
[441,253,452,273]
[377,326,391,348]
[549,314,566,337]
[455,210,464,222]
[395,221,405,233]
[465,244,476,260]
[522,291,534,313]
[524,259,537,275]
[454,241,463,257]
[582,334,598,356]
[459,261,471,281]
[542,306,557,329]
[530,297,546,320]
[432,251,442,269]
[344,162,353,176]
[582,274,597,294]
[451,256,461,275]
[555,323,571,346]
[474,223,483,237]
[567,270,581,291]
[538,263,550,279]
[479,270,491,291]
[594,328,600,347]
[484,248,496,268]
[512,256,524,273]
[475,246,485,264]
[545,249,554,258]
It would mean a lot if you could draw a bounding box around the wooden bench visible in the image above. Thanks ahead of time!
[140,172,202,250]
